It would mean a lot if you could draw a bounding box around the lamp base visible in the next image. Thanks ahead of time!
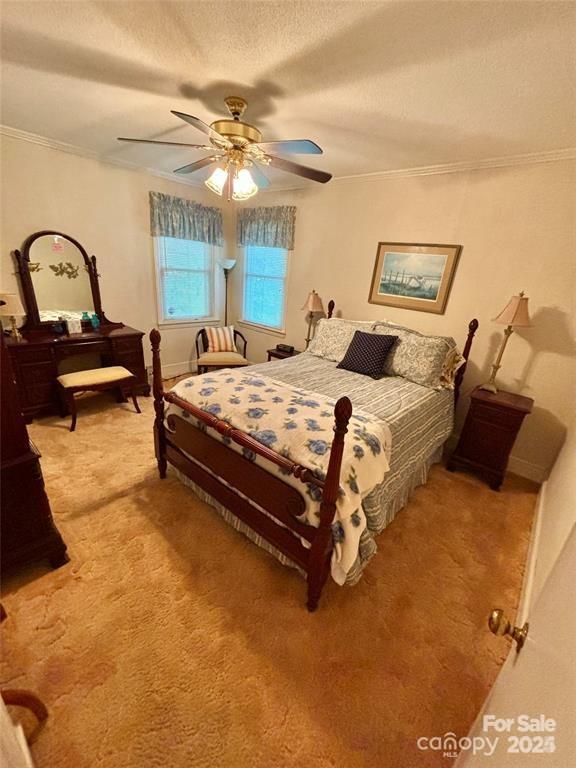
[304,313,313,349]
[479,381,498,394]
[9,316,23,343]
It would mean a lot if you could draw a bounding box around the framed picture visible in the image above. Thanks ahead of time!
[368,242,462,314]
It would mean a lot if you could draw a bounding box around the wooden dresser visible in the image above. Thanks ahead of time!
[1,334,68,574]
[6,325,150,422]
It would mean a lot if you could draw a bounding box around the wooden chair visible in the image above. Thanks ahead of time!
[57,366,141,432]
[195,328,249,375]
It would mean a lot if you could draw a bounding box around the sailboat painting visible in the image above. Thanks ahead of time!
[368,242,462,314]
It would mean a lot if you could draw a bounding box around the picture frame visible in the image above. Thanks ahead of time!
[368,242,462,314]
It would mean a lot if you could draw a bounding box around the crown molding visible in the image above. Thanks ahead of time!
[2,124,574,193]
[332,147,576,184]
[0,124,204,188]
[260,146,576,193]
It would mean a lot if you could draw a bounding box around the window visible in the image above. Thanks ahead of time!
[242,245,289,331]
[154,237,214,323]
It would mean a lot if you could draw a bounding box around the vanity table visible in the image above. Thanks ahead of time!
[7,230,149,422]
[7,325,149,421]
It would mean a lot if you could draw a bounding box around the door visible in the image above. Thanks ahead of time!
[456,523,576,766]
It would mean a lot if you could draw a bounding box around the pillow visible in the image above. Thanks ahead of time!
[307,318,375,362]
[372,322,458,389]
[206,325,237,353]
[440,347,466,390]
[337,331,398,379]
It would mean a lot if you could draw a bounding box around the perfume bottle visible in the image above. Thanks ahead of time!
[90,313,100,330]
[82,311,90,322]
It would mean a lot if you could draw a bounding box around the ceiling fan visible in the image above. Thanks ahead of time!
[118,96,332,201]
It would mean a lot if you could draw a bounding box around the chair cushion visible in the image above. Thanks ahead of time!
[57,366,134,389]
[197,352,248,366]
[206,325,237,353]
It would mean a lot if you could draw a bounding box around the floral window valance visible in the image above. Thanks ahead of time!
[237,206,297,250]
[149,191,223,246]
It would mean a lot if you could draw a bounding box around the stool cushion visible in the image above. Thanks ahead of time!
[57,366,135,389]
[197,352,249,367]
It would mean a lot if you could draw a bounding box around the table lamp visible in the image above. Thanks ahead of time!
[480,291,532,393]
[302,289,325,348]
[0,293,25,342]
[218,258,236,326]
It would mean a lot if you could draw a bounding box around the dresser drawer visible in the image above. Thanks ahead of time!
[471,402,525,430]
[23,382,55,408]
[19,361,56,386]
[10,346,53,364]
[57,340,110,357]
[112,338,143,354]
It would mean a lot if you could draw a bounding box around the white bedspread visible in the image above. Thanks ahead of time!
[169,369,392,584]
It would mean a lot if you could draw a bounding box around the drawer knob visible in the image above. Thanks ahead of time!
[488,608,529,650]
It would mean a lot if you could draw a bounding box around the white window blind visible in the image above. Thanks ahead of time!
[242,245,288,330]
[155,237,213,323]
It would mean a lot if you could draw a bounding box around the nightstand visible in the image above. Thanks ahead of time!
[267,347,302,362]
[447,387,534,490]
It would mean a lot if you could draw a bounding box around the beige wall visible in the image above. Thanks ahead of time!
[2,133,574,481]
[0,134,236,376]
[231,160,576,482]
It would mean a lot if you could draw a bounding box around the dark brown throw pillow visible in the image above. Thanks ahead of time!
[336,331,398,379]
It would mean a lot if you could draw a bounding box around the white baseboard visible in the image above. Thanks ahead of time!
[147,360,196,380]
[446,432,547,484]
[507,455,547,483]
[147,359,258,381]
[516,480,546,624]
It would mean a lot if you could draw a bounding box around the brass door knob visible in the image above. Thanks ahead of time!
[489,609,529,650]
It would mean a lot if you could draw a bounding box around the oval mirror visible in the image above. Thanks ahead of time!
[28,233,95,323]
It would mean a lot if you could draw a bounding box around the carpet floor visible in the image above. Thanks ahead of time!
[1,392,537,768]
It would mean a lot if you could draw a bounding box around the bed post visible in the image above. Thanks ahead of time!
[306,396,352,612]
[454,318,479,406]
[150,329,167,479]
[327,299,335,319]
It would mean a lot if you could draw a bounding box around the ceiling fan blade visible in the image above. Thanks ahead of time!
[173,156,219,175]
[248,163,270,189]
[255,139,323,155]
[117,137,216,150]
[265,154,332,184]
[171,111,231,147]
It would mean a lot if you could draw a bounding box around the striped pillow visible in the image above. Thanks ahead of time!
[206,325,237,353]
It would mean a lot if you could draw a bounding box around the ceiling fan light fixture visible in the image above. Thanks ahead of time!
[232,168,258,201]
[205,166,228,196]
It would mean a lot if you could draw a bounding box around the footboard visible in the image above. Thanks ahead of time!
[150,329,351,611]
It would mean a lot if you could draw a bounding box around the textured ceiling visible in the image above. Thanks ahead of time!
[1,1,575,186]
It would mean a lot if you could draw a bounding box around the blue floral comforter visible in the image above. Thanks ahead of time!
[168,369,392,584]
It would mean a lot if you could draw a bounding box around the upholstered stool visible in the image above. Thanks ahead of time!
[57,366,141,432]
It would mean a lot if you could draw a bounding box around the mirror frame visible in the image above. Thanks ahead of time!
[12,230,114,333]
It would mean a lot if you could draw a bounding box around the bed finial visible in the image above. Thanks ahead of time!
[307,395,352,612]
[150,328,167,479]
[454,318,479,406]
[327,299,335,319]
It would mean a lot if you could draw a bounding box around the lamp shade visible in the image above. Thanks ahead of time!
[205,166,228,196]
[0,293,25,316]
[493,292,532,327]
[301,289,325,313]
[218,258,237,271]
[232,168,258,201]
